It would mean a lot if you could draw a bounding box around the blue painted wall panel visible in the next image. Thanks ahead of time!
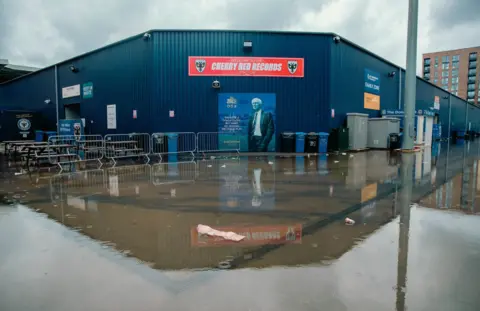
[57,36,153,134]
[152,31,331,147]
[0,68,57,129]
[329,41,401,128]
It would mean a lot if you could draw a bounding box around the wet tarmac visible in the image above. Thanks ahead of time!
[1,142,480,311]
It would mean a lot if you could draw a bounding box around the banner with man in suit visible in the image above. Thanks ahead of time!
[218,93,276,152]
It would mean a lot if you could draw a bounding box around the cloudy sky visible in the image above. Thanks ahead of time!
[1,0,479,72]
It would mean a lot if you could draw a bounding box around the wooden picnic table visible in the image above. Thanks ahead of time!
[3,141,47,161]
[24,144,77,170]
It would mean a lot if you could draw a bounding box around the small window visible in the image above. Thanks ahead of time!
[434,71,438,77]
[451,77,459,84]
[443,85,449,91]
[467,91,475,98]
[424,58,431,65]
[433,78,438,84]
[452,91,458,96]
[469,53,477,61]
[468,76,476,83]
[452,55,460,62]
[469,61,477,68]
[442,55,450,63]
[451,69,459,77]
[442,78,448,84]
[468,84,476,91]
[442,70,449,77]
[451,84,458,91]
[424,73,430,79]
[452,61,460,68]
[468,69,477,76]
[442,63,450,70]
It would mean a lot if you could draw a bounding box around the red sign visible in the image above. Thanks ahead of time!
[191,224,302,247]
[188,57,304,77]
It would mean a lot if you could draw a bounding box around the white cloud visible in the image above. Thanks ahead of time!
[0,0,478,74]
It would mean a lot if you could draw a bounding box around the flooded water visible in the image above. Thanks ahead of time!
[1,142,480,311]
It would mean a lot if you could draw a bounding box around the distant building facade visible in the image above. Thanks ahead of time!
[423,47,480,104]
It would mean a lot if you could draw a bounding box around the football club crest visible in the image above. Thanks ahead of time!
[195,59,206,73]
[287,60,298,74]
[17,118,31,131]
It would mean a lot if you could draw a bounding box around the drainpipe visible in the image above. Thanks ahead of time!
[447,95,452,141]
[398,67,402,110]
[55,65,59,133]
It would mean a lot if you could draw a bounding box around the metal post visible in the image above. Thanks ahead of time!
[398,67,402,109]
[402,0,419,150]
[465,105,469,134]
[54,65,59,133]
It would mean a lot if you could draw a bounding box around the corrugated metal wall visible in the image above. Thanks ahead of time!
[329,41,401,128]
[0,68,57,129]
[57,35,153,134]
[152,31,331,139]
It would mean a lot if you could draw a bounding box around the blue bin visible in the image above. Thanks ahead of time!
[167,133,178,162]
[295,156,305,175]
[295,132,305,153]
[45,131,57,140]
[457,130,466,137]
[318,132,329,153]
[35,130,44,142]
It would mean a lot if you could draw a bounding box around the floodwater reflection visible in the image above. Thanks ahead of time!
[1,142,480,310]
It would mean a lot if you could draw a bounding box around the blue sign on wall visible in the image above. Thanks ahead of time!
[83,82,93,99]
[381,109,404,117]
[364,69,380,95]
[218,93,276,152]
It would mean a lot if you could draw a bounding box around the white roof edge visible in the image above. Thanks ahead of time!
[5,64,38,72]
[0,59,8,66]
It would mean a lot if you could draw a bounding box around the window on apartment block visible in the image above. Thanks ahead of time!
[451,69,459,77]
[469,53,477,61]
[451,77,459,84]
[442,78,448,84]
[442,55,450,63]
[442,63,450,70]
[452,55,460,62]
[424,58,431,65]
[452,61,460,69]
[452,91,458,96]
[442,70,449,77]
[451,84,458,91]
[434,78,438,84]
[435,56,439,67]
[468,69,477,76]
[443,85,449,91]
[468,84,476,91]
[467,91,475,98]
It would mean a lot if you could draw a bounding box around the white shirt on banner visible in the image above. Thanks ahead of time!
[254,110,262,137]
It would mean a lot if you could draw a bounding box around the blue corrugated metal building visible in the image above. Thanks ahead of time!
[1,29,479,149]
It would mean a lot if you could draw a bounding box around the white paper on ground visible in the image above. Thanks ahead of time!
[197,224,245,242]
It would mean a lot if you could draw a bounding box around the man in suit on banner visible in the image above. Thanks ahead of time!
[248,97,275,152]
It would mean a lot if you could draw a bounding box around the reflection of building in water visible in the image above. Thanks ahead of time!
[420,159,479,213]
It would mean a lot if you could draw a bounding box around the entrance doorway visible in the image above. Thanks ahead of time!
[64,103,81,120]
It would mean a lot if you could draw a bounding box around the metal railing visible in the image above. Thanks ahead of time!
[104,133,151,166]
[49,169,105,203]
[196,132,241,155]
[47,135,104,172]
[151,132,196,161]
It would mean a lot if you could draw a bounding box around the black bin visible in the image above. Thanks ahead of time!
[389,133,401,150]
[304,132,319,153]
[280,132,296,153]
[152,133,168,153]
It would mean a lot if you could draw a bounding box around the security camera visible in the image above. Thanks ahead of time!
[388,71,396,77]
[333,36,341,43]
[143,33,151,40]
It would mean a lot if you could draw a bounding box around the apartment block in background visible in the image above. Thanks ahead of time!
[423,47,480,104]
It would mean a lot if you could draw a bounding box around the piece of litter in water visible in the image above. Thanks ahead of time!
[334,160,339,163]
[221,164,226,168]
[345,217,355,225]
[350,154,354,158]
[268,161,274,165]
[207,165,212,168]
[197,224,245,242]
[341,153,347,156]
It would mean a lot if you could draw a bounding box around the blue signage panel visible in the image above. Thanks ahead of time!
[218,93,276,152]
[82,82,93,99]
[364,69,381,95]
[381,109,404,117]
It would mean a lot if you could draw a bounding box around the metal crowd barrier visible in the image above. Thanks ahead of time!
[151,161,197,185]
[196,132,240,155]
[47,135,104,172]
[104,133,151,166]
[49,169,105,203]
[151,132,196,162]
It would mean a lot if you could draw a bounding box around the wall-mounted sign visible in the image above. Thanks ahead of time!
[169,110,175,118]
[364,69,380,95]
[62,84,80,98]
[132,110,137,119]
[82,82,93,99]
[417,109,435,117]
[106,104,116,129]
[433,96,440,110]
[331,108,335,118]
[381,109,404,116]
[188,56,304,77]
[364,92,380,110]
